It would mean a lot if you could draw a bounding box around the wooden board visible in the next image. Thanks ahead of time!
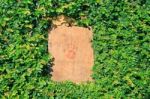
[48,25,93,83]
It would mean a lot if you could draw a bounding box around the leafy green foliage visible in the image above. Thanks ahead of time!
[0,0,150,98]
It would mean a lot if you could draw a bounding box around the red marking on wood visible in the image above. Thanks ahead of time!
[65,49,76,59]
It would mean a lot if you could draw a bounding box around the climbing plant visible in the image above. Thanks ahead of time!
[0,0,150,98]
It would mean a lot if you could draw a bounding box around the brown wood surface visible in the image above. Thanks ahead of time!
[48,25,93,83]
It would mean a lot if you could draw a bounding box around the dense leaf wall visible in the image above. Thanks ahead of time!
[0,0,150,98]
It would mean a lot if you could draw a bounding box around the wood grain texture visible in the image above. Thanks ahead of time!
[48,25,93,83]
